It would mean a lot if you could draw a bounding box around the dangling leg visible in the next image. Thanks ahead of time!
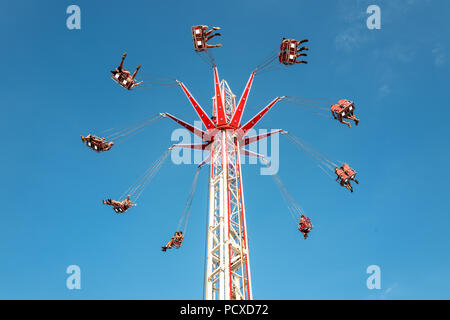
[297,46,309,52]
[354,178,359,184]
[112,200,122,207]
[347,114,359,126]
[296,53,307,58]
[346,183,353,193]
[206,33,221,42]
[119,52,127,72]
[206,44,222,48]
[340,119,351,128]
[131,81,143,89]
[338,115,351,128]
[297,39,309,46]
[295,60,308,64]
[162,239,173,252]
[131,64,141,80]
[204,29,213,37]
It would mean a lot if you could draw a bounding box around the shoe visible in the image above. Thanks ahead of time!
[162,247,167,252]
[212,27,221,30]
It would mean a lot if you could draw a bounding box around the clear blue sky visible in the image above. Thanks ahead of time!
[1,0,449,299]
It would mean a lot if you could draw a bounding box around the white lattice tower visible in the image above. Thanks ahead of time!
[205,79,252,300]
[163,67,284,300]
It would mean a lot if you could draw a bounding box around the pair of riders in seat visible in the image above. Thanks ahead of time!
[192,25,222,51]
[335,163,358,193]
[111,52,143,90]
[331,99,360,128]
[102,195,136,213]
[298,214,313,239]
[278,38,309,65]
[81,134,114,152]
[162,231,184,252]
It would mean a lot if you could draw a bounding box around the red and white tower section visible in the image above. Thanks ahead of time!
[163,67,285,300]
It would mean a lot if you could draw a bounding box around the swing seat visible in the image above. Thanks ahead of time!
[111,71,137,90]
[114,207,123,213]
[335,168,349,180]
[338,100,355,116]
[299,218,313,237]
[192,26,208,52]
[344,171,356,180]
[172,240,183,249]
[338,99,354,109]
[279,39,298,65]
[330,104,343,113]
[341,164,357,180]
[299,218,313,232]
[112,202,132,214]
[86,139,108,152]
[299,227,311,233]
[338,176,350,184]
[340,107,352,118]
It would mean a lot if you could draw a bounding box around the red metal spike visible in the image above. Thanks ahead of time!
[242,129,284,146]
[177,81,216,131]
[230,71,255,128]
[213,67,227,126]
[163,113,210,141]
[240,149,266,159]
[171,142,211,150]
[240,97,284,135]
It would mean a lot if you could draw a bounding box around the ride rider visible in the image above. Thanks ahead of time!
[111,52,142,89]
[103,195,136,213]
[162,231,184,252]
[298,214,313,239]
